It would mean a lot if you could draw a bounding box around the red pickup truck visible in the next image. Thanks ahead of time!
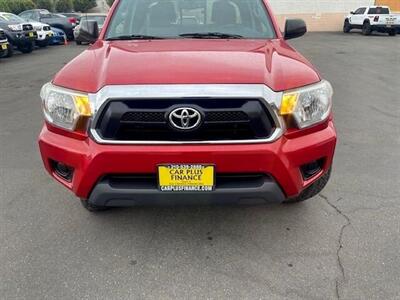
[38,0,336,211]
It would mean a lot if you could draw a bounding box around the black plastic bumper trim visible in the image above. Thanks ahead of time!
[86,175,286,207]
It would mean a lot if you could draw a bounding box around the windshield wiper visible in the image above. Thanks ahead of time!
[106,34,165,41]
[179,32,243,39]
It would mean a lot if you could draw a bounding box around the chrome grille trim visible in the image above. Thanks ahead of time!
[88,84,285,145]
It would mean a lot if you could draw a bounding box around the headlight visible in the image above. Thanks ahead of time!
[8,24,22,31]
[280,80,333,129]
[40,83,92,131]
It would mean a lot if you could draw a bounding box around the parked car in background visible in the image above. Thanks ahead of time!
[0,28,12,57]
[49,27,66,45]
[59,13,81,26]
[0,12,37,53]
[27,21,53,47]
[74,13,107,44]
[344,6,400,36]
[19,9,75,40]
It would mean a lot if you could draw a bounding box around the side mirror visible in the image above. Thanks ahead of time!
[284,19,307,40]
[79,20,99,43]
[350,11,355,15]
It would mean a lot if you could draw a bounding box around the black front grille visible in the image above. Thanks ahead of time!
[205,111,248,122]
[22,24,33,31]
[94,98,276,142]
[121,111,249,123]
[0,30,6,41]
[122,111,165,123]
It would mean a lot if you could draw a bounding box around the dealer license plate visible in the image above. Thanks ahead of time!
[29,32,34,37]
[158,164,215,192]
[1,43,7,50]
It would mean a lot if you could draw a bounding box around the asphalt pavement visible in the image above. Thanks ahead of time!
[0,32,399,299]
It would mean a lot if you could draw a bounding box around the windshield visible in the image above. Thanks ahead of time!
[106,0,276,40]
[81,16,107,26]
[0,13,25,23]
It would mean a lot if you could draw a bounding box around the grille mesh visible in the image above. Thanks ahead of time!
[23,24,33,31]
[206,111,248,122]
[121,112,165,123]
[0,30,6,41]
[121,111,249,123]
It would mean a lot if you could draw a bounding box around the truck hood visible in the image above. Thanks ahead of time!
[28,21,50,30]
[53,39,320,93]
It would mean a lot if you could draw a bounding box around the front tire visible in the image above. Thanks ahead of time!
[76,40,82,45]
[343,20,351,33]
[362,22,372,35]
[285,168,332,203]
[388,29,396,36]
[80,199,109,212]
[5,43,13,58]
[18,42,33,53]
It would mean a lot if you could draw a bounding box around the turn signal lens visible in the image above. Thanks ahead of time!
[74,95,91,116]
[280,80,333,129]
[40,83,92,131]
[280,93,299,115]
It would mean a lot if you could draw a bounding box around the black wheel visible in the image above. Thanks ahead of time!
[343,20,351,33]
[362,22,372,35]
[80,199,109,212]
[389,29,396,36]
[285,168,332,203]
[5,43,13,58]
[18,42,33,53]
[76,40,82,45]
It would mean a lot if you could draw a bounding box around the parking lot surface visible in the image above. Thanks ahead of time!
[0,33,399,299]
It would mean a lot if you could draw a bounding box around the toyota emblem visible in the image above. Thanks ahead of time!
[168,107,202,131]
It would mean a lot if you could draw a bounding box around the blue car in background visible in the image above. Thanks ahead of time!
[49,27,66,45]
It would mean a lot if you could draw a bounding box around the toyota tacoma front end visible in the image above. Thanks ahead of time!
[38,0,337,211]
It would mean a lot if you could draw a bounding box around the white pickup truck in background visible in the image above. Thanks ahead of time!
[344,6,400,36]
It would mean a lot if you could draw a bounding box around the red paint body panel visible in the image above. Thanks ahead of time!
[38,122,336,199]
[53,39,320,93]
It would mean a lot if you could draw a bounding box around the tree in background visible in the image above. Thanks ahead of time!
[0,0,10,12]
[5,0,35,14]
[106,0,114,7]
[55,0,73,12]
[33,0,54,11]
[72,0,96,12]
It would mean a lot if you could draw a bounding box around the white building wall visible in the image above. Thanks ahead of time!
[268,0,376,31]
[269,0,375,14]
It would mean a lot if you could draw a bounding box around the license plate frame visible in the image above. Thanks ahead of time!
[158,164,215,192]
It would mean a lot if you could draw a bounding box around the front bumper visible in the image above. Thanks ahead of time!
[371,24,400,31]
[89,174,286,206]
[38,121,337,205]
[6,30,37,47]
[49,34,66,45]
[0,41,8,54]
[36,31,53,41]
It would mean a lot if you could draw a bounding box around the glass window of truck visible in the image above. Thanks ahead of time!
[106,0,276,39]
